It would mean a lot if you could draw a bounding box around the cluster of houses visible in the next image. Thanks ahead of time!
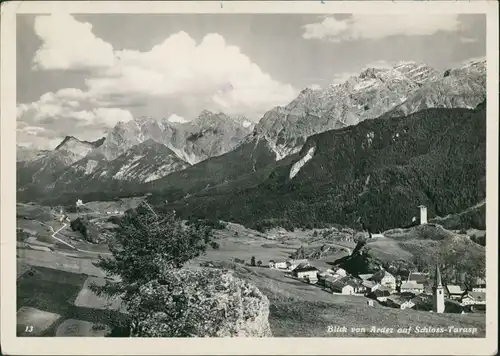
[268,258,486,313]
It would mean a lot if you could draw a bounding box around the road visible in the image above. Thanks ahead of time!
[41,222,112,256]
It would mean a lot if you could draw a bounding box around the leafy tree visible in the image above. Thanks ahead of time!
[90,203,213,336]
[250,256,256,267]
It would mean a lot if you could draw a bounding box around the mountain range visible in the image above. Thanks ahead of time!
[17,59,486,209]
[159,101,487,232]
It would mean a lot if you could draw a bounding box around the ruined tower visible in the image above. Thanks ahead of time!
[418,205,428,225]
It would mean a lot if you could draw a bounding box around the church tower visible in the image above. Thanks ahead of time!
[432,264,445,313]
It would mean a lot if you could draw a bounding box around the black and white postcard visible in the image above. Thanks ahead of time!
[1,1,498,355]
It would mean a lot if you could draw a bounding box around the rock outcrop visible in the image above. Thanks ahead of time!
[128,268,272,337]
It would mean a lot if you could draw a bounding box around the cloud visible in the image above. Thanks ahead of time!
[17,87,134,148]
[302,14,461,42]
[167,114,189,123]
[18,126,46,135]
[16,124,64,150]
[17,88,132,127]
[27,14,296,121]
[32,13,115,70]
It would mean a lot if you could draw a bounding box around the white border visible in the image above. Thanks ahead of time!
[1,1,498,355]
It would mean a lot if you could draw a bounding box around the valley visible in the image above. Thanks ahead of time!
[16,202,486,337]
[15,57,488,338]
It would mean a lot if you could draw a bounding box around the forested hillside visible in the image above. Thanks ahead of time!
[164,102,486,232]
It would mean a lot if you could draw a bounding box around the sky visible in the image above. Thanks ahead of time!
[16,13,486,149]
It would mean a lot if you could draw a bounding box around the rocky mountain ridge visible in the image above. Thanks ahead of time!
[254,60,486,160]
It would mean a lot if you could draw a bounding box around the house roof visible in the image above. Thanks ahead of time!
[370,270,394,282]
[362,280,376,288]
[345,279,362,288]
[401,282,424,290]
[324,275,342,283]
[387,295,412,305]
[408,272,428,283]
[467,291,486,302]
[330,279,353,290]
[445,284,464,294]
[373,289,391,297]
[359,274,373,280]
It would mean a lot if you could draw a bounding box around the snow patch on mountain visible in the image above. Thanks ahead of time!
[289,146,316,179]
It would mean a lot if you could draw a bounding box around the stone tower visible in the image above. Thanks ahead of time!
[432,264,445,313]
[418,205,428,225]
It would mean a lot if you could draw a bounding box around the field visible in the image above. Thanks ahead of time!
[17,307,61,336]
[16,264,126,337]
[15,209,486,338]
[74,277,126,313]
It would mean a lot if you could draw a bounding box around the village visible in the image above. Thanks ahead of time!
[262,257,486,314]
[240,205,486,315]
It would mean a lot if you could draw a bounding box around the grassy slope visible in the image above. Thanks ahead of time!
[334,224,485,283]
[191,225,485,337]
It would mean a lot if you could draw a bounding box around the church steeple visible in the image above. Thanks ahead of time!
[435,264,442,287]
[433,263,445,313]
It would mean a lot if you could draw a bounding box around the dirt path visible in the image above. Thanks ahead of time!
[40,222,112,256]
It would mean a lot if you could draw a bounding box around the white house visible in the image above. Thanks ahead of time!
[461,291,486,305]
[76,199,84,207]
[362,280,379,294]
[400,282,424,294]
[472,286,486,293]
[293,266,319,283]
[386,296,415,310]
[369,270,396,291]
[472,277,486,292]
[329,280,355,295]
[333,267,347,277]
[269,260,288,269]
[445,284,465,300]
